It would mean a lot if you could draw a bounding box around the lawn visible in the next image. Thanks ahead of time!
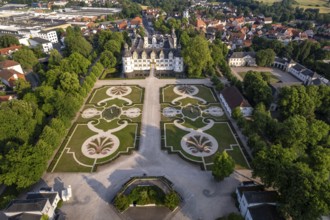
[50,85,144,172]
[260,0,330,13]
[161,84,249,170]
[238,71,279,83]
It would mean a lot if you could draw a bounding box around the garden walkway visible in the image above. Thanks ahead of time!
[39,74,254,220]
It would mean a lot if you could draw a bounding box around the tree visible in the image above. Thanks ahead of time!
[65,52,91,76]
[100,50,116,68]
[278,86,315,119]
[59,72,80,94]
[0,144,47,188]
[232,107,242,120]
[0,35,19,48]
[48,49,62,68]
[164,191,180,210]
[256,49,275,67]
[217,213,244,220]
[114,194,130,211]
[14,78,31,99]
[104,40,121,56]
[182,35,212,77]
[212,151,235,182]
[243,71,273,107]
[64,35,92,57]
[13,48,38,70]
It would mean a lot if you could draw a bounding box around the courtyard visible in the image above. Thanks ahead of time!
[231,66,302,83]
[40,77,253,220]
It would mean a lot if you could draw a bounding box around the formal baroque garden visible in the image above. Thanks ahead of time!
[161,84,249,170]
[50,85,144,172]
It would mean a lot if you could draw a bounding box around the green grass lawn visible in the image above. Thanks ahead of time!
[260,0,330,13]
[50,85,143,172]
[238,71,279,83]
[161,84,249,170]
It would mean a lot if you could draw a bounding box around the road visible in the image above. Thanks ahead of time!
[37,72,254,220]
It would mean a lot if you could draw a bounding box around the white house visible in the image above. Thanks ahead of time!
[228,52,256,67]
[287,62,317,85]
[29,37,53,53]
[18,29,58,43]
[219,86,253,117]
[0,60,24,74]
[3,190,60,220]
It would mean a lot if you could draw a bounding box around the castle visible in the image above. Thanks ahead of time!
[122,29,184,77]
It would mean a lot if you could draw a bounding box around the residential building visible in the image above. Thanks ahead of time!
[29,37,53,53]
[3,190,60,220]
[263,17,273,24]
[228,52,256,67]
[287,62,317,84]
[0,45,22,56]
[219,86,253,117]
[0,95,14,102]
[0,60,24,74]
[0,69,26,88]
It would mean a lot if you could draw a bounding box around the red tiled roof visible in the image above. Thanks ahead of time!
[221,86,251,110]
[0,69,25,87]
[130,17,143,26]
[0,95,13,102]
[0,60,20,68]
[118,20,127,29]
[196,19,206,28]
[0,45,21,55]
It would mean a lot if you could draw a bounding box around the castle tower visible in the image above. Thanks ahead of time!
[122,43,133,73]
[144,35,148,48]
[172,28,177,48]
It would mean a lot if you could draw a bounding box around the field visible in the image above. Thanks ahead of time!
[160,85,249,170]
[238,71,279,83]
[260,0,330,13]
[49,85,144,172]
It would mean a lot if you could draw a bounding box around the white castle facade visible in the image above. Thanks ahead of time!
[122,30,184,74]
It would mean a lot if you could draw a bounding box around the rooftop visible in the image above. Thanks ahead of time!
[0,60,20,68]
[248,204,284,220]
[243,191,278,204]
[221,86,251,109]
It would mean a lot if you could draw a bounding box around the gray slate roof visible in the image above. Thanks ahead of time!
[243,191,278,204]
[237,185,264,197]
[230,52,256,59]
[26,192,58,205]
[248,204,284,220]
[5,199,47,213]
[30,37,51,44]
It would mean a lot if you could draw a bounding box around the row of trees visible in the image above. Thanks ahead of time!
[251,36,330,80]
[234,82,330,219]
[0,27,112,190]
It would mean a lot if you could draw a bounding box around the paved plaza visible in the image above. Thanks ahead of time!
[37,72,254,220]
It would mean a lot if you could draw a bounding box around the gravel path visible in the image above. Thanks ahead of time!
[38,72,253,220]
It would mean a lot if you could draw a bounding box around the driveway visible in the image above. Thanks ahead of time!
[231,67,302,83]
[38,73,254,220]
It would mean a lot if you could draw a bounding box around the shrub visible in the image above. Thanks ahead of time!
[114,194,130,212]
[164,191,180,210]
